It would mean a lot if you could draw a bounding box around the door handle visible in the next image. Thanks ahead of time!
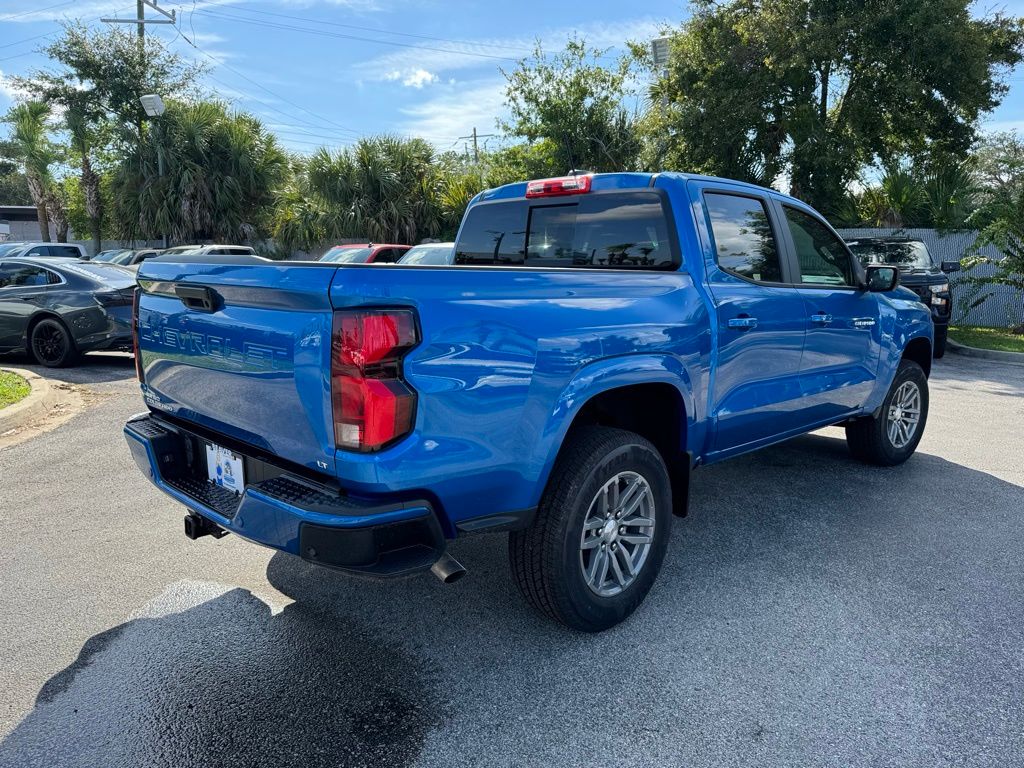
[810,313,833,325]
[728,316,758,330]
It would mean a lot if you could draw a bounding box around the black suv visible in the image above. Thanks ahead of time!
[845,238,960,358]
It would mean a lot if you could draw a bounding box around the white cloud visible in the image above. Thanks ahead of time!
[396,79,507,144]
[356,16,664,84]
[385,68,438,89]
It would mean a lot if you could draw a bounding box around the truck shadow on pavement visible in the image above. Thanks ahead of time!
[2,432,1023,767]
[0,583,443,768]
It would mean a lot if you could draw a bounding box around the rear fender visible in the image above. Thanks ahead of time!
[531,354,696,507]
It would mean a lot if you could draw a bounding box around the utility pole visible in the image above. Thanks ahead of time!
[102,1,176,42]
[457,127,496,163]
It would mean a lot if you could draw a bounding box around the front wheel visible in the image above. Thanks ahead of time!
[846,359,929,466]
[508,426,672,632]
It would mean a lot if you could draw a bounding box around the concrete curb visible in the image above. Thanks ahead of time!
[948,338,1024,365]
[0,368,59,435]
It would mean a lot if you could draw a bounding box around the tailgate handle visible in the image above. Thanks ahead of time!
[174,284,218,312]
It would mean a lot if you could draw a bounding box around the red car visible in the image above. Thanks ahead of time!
[318,243,411,264]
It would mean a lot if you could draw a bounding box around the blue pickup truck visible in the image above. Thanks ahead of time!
[125,172,932,631]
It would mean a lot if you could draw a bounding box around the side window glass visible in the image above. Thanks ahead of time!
[25,247,46,257]
[46,269,61,285]
[2,266,48,286]
[0,265,13,288]
[375,249,399,263]
[704,193,783,283]
[783,206,855,286]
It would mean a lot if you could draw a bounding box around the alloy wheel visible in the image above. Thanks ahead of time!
[33,324,67,365]
[887,380,921,449]
[579,471,656,598]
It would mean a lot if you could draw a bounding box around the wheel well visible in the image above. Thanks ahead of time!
[568,383,691,516]
[24,312,65,354]
[902,336,932,377]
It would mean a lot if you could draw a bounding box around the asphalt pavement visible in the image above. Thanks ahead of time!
[0,351,1022,767]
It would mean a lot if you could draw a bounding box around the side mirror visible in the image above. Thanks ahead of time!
[866,265,899,292]
[940,260,961,273]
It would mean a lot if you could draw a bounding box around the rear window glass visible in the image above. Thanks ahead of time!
[60,262,136,286]
[48,245,82,258]
[455,192,676,269]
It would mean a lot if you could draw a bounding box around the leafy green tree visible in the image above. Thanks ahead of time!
[0,140,32,205]
[15,23,204,251]
[501,39,640,174]
[3,101,58,241]
[274,136,447,252]
[962,133,1024,329]
[111,100,288,243]
[482,140,562,188]
[17,22,204,146]
[646,0,1024,215]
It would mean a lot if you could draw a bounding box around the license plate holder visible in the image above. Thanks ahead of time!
[205,442,245,495]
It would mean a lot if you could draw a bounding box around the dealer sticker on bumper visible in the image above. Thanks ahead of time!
[206,443,245,494]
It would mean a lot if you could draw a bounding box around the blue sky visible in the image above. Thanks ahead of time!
[2,0,1024,157]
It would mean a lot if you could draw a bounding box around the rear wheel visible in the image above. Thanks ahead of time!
[31,318,78,368]
[846,359,928,466]
[508,426,672,632]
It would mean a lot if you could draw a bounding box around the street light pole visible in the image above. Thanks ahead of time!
[139,94,169,249]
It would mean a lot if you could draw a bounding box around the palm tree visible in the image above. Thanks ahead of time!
[274,136,448,252]
[65,105,104,253]
[5,101,56,241]
[111,100,288,244]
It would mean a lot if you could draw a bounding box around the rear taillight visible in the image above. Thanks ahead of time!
[331,309,418,452]
[525,174,592,197]
[132,287,143,382]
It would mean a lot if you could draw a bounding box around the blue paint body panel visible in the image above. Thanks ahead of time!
[132,171,932,553]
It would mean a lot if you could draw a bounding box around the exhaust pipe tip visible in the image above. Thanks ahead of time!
[431,553,467,584]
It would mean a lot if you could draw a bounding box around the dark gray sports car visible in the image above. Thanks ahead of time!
[0,257,135,367]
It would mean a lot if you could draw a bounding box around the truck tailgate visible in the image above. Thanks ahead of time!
[136,261,339,473]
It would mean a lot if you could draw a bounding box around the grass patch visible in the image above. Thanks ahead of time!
[949,326,1024,354]
[0,370,31,409]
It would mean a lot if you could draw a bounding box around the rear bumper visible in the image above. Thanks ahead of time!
[124,413,445,576]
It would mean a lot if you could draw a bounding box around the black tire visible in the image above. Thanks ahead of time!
[846,359,928,466]
[30,317,78,368]
[508,426,672,632]
[933,325,947,359]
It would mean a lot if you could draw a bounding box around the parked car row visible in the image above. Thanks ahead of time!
[0,257,135,367]
[0,242,260,367]
[318,242,456,265]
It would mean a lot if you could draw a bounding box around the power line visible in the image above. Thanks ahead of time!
[174,29,365,138]
[0,32,57,50]
[198,2,537,56]
[192,8,520,62]
[0,0,76,22]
